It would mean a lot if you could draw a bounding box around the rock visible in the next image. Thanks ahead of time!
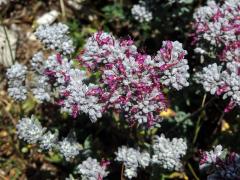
[36,10,59,25]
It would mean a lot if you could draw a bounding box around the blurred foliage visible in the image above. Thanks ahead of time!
[101,4,125,21]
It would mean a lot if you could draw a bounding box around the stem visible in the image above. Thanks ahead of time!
[192,94,207,144]
[119,0,123,6]
[201,93,207,107]
[121,163,125,180]
[166,96,216,136]
[187,163,200,180]
[192,115,202,144]
[0,101,16,126]
[0,174,8,180]
[180,96,213,123]
[89,8,107,18]
[161,174,168,180]
[212,111,225,135]
[60,0,66,21]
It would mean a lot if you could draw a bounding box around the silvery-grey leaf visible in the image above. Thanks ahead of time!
[0,26,18,67]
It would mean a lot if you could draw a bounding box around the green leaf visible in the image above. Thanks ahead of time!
[22,97,37,113]
[83,135,93,149]
[45,151,63,163]
[102,4,125,20]
[182,0,193,4]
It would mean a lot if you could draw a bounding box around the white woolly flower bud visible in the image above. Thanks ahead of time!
[35,23,75,55]
[195,63,223,95]
[139,151,151,168]
[76,157,109,180]
[57,138,80,161]
[152,134,187,171]
[29,52,52,103]
[16,116,82,161]
[16,116,46,144]
[39,131,58,150]
[30,51,45,73]
[6,63,27,80]
[131,2,152,23]
[6,63,28,101]
[31,75,51,102]
[115,146,150,179]
[124,167,138,179]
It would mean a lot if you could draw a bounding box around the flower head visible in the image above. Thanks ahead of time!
[76,157,109,180]
[79,32,189,126]
[16,116,46,144]
[131,2,153,23]
[199,145,240,179]
[57,138,80,161]
[35,23,75,55]
[152,134,187,171]
[195,61,240,111]
[192,0,240,60]
[6,63,28,101]
[115,146,150,179]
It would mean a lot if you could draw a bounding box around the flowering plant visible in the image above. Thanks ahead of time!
[1,0,240,179]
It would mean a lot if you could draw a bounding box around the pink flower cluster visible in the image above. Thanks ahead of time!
[220,41,240,62]
[79,32,189,126]
[199,145,240,179]
[45,31,189,126]
[194,1,240,113]
[195,61,240,112]
[44,54,104,122]
[193,0,240,62]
